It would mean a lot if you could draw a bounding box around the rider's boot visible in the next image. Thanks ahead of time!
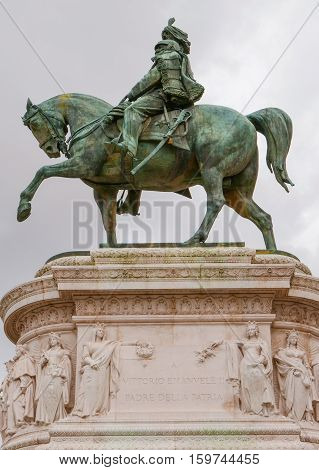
[118,108,144,158]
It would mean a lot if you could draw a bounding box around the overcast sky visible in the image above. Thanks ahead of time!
[1,0,319,381]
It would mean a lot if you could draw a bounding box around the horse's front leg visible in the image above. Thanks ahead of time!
[17,159,94,222]
[94,188,118,247]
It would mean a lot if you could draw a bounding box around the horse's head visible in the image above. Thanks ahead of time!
[22,98,68,158]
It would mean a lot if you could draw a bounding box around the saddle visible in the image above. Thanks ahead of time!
[119,109,191,151]
[101,108,192,186]
[103,108,191,152]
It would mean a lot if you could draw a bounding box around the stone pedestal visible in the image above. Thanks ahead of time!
[1,247,319,449]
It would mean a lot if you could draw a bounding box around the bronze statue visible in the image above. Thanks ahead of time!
[104,18,204,215]
[18,19,294,249]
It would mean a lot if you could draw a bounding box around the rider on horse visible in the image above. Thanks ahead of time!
[104,18,204,215]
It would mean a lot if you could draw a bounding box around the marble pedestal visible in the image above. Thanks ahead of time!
[1,247,319,449]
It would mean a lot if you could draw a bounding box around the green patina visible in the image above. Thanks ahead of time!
[18,19,294,248]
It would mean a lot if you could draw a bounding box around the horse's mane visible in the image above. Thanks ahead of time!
[39,93,112,116]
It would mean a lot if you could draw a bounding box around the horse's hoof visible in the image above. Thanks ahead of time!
[183,235,205,246]
[17,202,31,222]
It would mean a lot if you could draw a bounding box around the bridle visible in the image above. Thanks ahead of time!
[23,106,70,157]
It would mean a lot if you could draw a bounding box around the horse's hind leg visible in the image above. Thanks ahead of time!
[225,188,277,250]
[184,169,225,244]
[224,147,277,250]
[94,187,118,247]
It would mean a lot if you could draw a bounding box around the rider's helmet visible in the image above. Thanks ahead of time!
[161,18,191,54]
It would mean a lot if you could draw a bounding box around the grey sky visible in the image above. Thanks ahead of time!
[1,0,319,382]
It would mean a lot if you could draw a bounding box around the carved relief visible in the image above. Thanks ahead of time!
[196,341,223,363]
[0,277,57,320]
[0,362,11,440]
[91,247,255,263]
[291,275,319,296]
[35,333,72,425]
[13,303,75,337]
[274,330,319,422]
[226,322,276,417]
[75,294,273,317]
[309,337,319,420]
[1,345,36,437]
[53,265,294,281]
[273,301,319,328]
[136,342,154,360]
[72,325,140,418]
[253,254,311,275]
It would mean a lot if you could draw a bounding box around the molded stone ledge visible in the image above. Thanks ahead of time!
[3,419,317,450]
[34,247,311,277]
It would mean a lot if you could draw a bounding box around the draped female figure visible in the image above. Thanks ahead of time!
[35,333,71,425]
[275,330,319,422]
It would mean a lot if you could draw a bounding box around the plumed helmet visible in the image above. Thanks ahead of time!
[161,18,191,54]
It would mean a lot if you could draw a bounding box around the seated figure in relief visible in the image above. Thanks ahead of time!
[72,324,138,418]
[35,333,71,425]
[274,330,319,422]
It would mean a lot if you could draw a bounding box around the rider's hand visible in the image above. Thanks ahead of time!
[102,115,114,125]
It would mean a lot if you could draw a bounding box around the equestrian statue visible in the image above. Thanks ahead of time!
[17,18,294,249]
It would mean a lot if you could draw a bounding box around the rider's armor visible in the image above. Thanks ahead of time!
[127,41,204,108]
[107,19,204,216]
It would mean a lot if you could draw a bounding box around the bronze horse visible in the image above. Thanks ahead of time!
[18,93,293,248]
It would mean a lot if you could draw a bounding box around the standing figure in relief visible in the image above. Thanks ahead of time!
[274,330,319,422]
[72,324,138,417]
[0,361,13,439]
[35,333,71,425]
[309,338,319,420]
[236,322,275,417]
[5,345,36,435]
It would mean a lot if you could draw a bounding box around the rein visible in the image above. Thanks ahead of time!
[24,105,109,158]
[24,106,70,157]
[67,114,108,150]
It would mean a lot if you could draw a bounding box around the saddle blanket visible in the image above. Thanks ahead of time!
[116,108,191,151]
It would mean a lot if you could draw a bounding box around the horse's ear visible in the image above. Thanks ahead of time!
[26,98,33,111]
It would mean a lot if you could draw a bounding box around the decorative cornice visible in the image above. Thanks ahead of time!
[91,247,256,264]
[0,275,58,321]
[51,264,294,283]
[3,302,75,342]
[35,256,93,278]
[253,254,311,275]
[73,293,274,317]
[273,300,319,328]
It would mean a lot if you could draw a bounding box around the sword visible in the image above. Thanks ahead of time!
[131,110,191,176]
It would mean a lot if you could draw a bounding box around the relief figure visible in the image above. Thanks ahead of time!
[274,330,319,422]
[226,322,276,417]
[35,333,71,425]
[5,345,36,435]
[72,324,138,417]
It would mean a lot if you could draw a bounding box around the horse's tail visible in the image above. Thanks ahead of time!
[247,107,294,192]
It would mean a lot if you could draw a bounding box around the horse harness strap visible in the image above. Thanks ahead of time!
[24,106,70,157]
[67,115,107,150]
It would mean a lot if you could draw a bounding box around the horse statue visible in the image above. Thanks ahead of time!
[18,93,293,248]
